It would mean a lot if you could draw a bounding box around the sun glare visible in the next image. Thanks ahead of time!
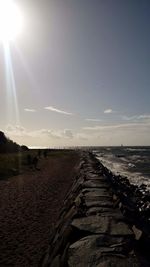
[0,0,23,43]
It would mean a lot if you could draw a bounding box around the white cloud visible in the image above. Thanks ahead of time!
[6,125,26,136]
[6,125,16,132]
[63,129,74,139]
[138,114,150,119]
[76,133,88,141]
[24,108,36,112]
[4,118,150,147]
[38,129,61,139]
[5,125,74,140]
[122,116,136,121]
[40,129,74,139]
[85,118,102,122]
[123,114,150,121]
[104,109,113,114]
[44,106,73,115]
[81,120,150,146]
[83,121,150,131]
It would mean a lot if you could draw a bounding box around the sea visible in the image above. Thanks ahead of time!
[92,146,150,190]
[30,145,150,190]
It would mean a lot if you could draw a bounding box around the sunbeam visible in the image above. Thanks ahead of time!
[13,44,44,107]
[3,42,20,124]
[14,44,39,92]
[0,1,24,125]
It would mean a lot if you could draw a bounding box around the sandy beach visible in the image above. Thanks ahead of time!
[0,151,80,267]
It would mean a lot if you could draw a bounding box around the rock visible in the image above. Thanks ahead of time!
[86,174,106,181]
[83,190,110,198]
[41,152,144,267]
[132,225,142,240]
[83,180,109,189]
[71,216,110,234]
[110,221,133,236]
[71,216,133,236]
[95,257,139,267]
[74,194,83,207]
[84,194,112,203]
[86,207,114,216]
[68,235,139,267]
[85,200,114,209]
[86,207,124,219]
[82,188,109,195]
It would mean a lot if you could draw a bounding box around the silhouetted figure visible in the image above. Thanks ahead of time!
[27,154,32,166]
[38,149,41,158]
[32,156,38,169]
[43,150,47,158]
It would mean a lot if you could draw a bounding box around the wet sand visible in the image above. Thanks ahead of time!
[0,151,80,267]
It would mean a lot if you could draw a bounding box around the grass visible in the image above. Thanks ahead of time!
[0,151,33,179]
[0,149,77,180]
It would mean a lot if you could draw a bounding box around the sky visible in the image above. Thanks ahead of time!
[0,0,150,147]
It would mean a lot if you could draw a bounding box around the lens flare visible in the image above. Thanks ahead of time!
[0,0,23,43]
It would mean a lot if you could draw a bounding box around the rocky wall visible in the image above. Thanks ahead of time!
[41,151,150,267]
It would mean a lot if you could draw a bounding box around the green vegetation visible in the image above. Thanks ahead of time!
[0,131,78,179]
[0,148,77,180]
[0,131,29,179]
[0,151,32,179]
[0,131,21,153]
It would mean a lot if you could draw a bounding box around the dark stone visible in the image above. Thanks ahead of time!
[86,207,124,220]
[82,188,109,195]
[71,216,109,234]
[71,216,133,236]
[68,235,139,267]
[83,180,109,188]
[85,200,114,209]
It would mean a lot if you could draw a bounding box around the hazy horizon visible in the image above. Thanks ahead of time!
[0,0,150,147]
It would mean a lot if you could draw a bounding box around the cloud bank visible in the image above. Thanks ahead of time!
[24,108,36,112]
[104,109,113,114]
[44,106,73,115]
[4,111,150,147]
[86,118,102,122]
[123,114,150,121]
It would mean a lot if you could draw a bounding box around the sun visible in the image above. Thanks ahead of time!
[0,0,23,43]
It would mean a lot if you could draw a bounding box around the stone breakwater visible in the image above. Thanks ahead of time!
[41,151,150,267]
[95,154,150,236]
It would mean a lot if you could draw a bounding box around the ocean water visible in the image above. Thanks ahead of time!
[93,146,150,190]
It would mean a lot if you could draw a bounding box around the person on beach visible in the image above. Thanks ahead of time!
[43,150,47,158]
[27,154,32,166]
[32,156,38,169]
[38,149,41,158]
